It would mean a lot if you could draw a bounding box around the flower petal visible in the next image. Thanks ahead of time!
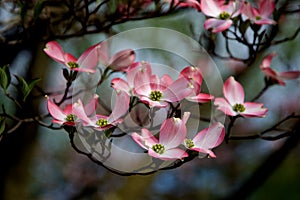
[223,76,244,105]
[43,41,65,64]
[109,49,136,71]
[47,99,66,122]
[162,77,193,102]
[214,97,237,116]
[204,18,232,33]
[108,91,130,123]
[77,43,101,72]
[149,148,188,160]
[187,93,214,103]
[159,117,186,149]
[111,78,131,95]
[192,122,225,150]
[201,0,222,17]
[242,102,268,118]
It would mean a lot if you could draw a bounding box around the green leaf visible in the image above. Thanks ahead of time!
[4,65,11,88]
[0,117,5,136]
[33,0,44,20]
[15,75,41,101]
[0,68,8,91]
[14,75,29,99]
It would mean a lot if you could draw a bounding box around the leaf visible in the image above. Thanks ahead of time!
[0,68,8,91]
[0,117,5,136]
[14,75,41,101]
[33,0,44,20]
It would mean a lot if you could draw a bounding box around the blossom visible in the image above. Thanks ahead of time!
[214,76,268,117]
[241,0,276,25]
[260,53,300,86]
[133,65,194,108]
[201,0,241,32]
[131,115,189,160]
[97,42,136,71]
[111,61,152,95]
[179,66,214,103]
[44,41,100,73]
[184,122,225,158]
[47,98,93,126]
[86,91,130,131]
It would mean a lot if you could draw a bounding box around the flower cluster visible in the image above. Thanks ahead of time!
[200,0,276,33]
[44,40,271,162]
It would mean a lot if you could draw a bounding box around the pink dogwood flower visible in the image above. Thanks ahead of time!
[97,42,136,71]
[214,76,268,117]
[201,0,242,32]
[131,115,189,160]
[133,66,194,108]
[44,41,100,73]
[111,61,152,95]
[184,122,225,158]
[242,0,276,25]
[47,97,95,126]
[86,91,130,131]
[260,53,300,86]
[179,66,214,103]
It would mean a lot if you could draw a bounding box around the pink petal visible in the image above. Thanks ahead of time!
[132,128,158,149]
[259,0,275,17]
[77,43,100,72]
[72,99,94,125]
[187,93,214,103]
[242,102,268,118]
[180,66,203,93]
[182,112,191,124]
[47,99,66,122]
[190,147,217,158]
[176,0,201,11]
[223,76,244,105]
[254,18,276,25]
[214,97,237,116]
[149,148,188,160]
[134,69,152,97]
[192,122,225,150]
[111,78,131,95]
[279,71,300,80]
[204,18,232,33]
[84,94,99,116]
[261,53,276,69]
[200,0,222,17]
[43,41,65,64]
[139,97,169,108]
[64,53,77,64]
[159,117,187,149]
[162,77,193,102]
[109,49,136,71]
[260,67,278,78]
[108,91,130,123]
[127,62,152,88]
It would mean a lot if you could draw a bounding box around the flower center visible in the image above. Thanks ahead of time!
[65,114,77,122]
[219,12,230,20]
[233,103,246,112]
[255,15,261,20]
[149,90,163,101]
[67,62,79,69]
[152,144,165,154]
[96,118,108,127]
[184,139,195,148]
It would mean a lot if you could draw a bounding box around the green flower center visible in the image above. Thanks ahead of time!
[65,114,77,122]
[233,103,246,112]
[96,118,108,127]
[152,144,165,154]
[149,90,163,101]
[219,12,230,20]
[255,15,262,20]
[185,139,195,148]
[67,62,79,69]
